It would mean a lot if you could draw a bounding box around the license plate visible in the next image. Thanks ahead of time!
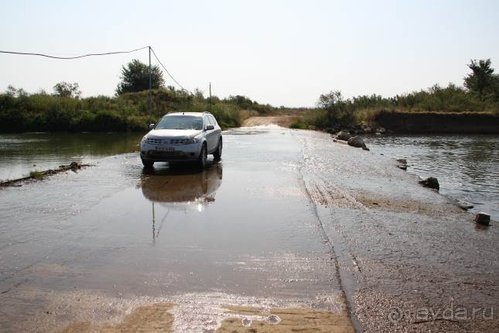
[157,147,175,152]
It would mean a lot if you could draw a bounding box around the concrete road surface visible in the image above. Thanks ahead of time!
[0,125,497,332]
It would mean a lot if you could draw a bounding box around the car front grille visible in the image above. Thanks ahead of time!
[170,139,189,145]
[146,138,164,145]
[146,138,190,145]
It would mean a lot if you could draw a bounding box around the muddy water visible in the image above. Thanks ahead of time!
[0,126,350,332]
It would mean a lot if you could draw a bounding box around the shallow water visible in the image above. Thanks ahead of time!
[4,132,496,221]
[365,134,499,219]
[0,132,144,181]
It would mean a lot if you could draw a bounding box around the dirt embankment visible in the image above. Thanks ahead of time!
[375,111,499,133]
[244,112,499,134]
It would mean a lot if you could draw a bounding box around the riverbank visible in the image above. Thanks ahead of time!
[375,111,499,134]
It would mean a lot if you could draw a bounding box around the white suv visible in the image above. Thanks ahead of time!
[140,112,222,168]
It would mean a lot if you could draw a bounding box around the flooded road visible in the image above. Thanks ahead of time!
[0,126,498,332]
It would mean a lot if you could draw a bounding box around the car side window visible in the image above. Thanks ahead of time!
[204,115,212,128]
[208,115,217,127]
[209,115,218,127]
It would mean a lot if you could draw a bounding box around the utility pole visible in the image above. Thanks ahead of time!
[152,202,155,244]
[148,46,152,116]
[209,82,212,111]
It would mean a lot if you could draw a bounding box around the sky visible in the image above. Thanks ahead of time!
[1,0,498,107]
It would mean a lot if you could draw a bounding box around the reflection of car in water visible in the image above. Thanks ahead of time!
[140,164,223,204]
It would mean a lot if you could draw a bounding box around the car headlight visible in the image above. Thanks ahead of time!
[185,137,201,144]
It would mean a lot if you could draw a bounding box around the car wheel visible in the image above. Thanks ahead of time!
[214,138,222,161]
[197,144,207,169]
[142,158,154,168]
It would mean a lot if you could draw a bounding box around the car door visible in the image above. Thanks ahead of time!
[204,115,218,153]
[208,115,221,151]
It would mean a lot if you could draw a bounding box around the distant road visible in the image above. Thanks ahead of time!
[242,115,297,127]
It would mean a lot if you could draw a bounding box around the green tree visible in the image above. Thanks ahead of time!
[227,95,254,109]
[53,82,81,98]
[6,85,17,96]
[464,59,499,101]
[318,90,355,127]
[116,59,164,95]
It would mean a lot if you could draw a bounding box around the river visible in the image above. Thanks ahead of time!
[365,134,499,219]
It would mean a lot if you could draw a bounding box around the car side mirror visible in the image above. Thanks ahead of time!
[148,123,156,130]
[205,124,215,131]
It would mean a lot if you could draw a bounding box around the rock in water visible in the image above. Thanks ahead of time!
[396,158,408,170]
[69,161,80,170]
[347,136,369,150]
[336,130,352,141]
[475,212,490,226]
[456,200,474,210]
[419,177,440,191]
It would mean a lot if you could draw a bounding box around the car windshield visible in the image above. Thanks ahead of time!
[155,116,203,130]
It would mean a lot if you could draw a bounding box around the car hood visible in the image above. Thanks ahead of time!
[146,129,202,138]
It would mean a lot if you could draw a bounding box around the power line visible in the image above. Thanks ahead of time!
[0,45,191,93]
[150,47,190,94]
[0,46,149,60]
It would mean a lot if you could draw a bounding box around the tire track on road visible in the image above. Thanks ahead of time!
[295,131,363,333]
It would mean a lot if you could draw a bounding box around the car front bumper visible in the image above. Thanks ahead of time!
[140,142,202,162]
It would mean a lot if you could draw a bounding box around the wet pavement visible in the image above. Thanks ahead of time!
[0,126,498,332]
